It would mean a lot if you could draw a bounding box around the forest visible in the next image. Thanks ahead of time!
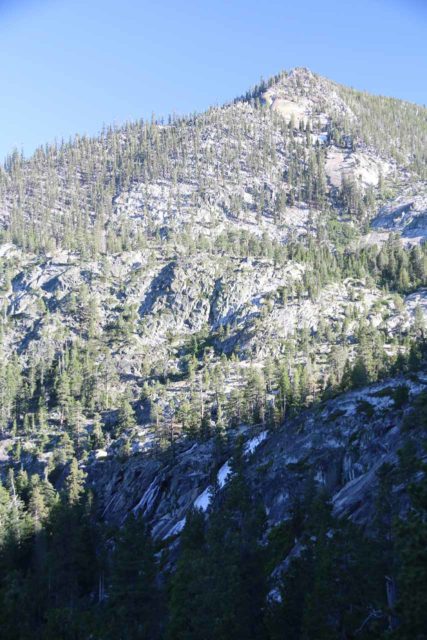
[0,67,426,639]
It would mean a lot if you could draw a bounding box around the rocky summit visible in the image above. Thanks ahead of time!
[0,67,426,639]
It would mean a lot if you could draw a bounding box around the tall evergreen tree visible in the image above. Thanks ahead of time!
[107,514,161,640]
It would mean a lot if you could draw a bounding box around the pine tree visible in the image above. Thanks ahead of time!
[394,466,427,638]
[65,458,86,506]
[90,412,105,449]
[107,514,161,640]
[167,509,206,640]
[115,392,136,436]
[168,439,266,640]
[351,357,369,388]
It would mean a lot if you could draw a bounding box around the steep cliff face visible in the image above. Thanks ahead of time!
[89,372,427,546]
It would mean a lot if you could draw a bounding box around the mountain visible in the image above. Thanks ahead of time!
[0,67,426,639]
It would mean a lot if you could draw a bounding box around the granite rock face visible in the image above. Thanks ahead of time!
[90,374,427,542]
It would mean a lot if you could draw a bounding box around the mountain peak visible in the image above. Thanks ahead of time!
[287,65,317,77]
[262,64,351,127]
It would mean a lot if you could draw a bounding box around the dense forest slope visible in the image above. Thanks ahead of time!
[0,67,426,639]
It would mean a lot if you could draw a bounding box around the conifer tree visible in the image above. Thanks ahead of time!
[107,514,161,640]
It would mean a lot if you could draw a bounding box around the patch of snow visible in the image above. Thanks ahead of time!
[194,486,211,512]
[193,460,232,513]
[245,430,268,455]
[217,460,231,488]
[164,517,186,539]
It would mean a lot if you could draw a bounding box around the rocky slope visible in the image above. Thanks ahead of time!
[90,372,427,541]
[0,66,426,542]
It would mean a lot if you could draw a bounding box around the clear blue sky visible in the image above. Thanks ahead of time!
[0,0,426,161]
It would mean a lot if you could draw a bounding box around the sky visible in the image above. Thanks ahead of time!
[0,0,426,161]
